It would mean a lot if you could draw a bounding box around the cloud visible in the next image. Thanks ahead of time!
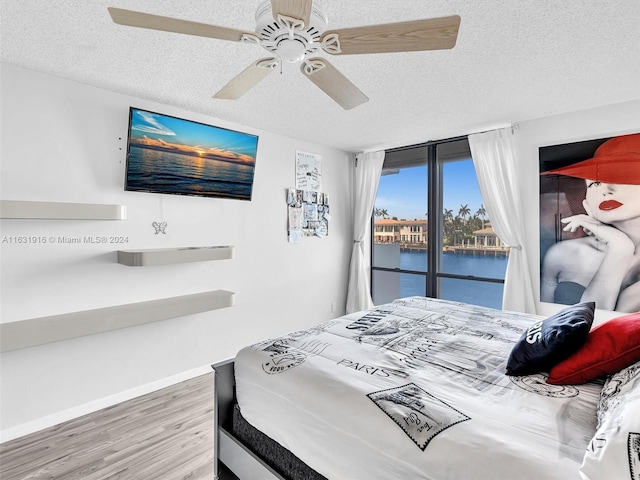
[204,146,254,164]
[130,136,255,164]
[132,111,176,136]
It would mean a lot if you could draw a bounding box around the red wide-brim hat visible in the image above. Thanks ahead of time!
[542,133,640,185]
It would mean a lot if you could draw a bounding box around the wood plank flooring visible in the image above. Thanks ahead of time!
[0,372,215,480]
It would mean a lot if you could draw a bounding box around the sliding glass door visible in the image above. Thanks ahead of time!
[371,137,507,308]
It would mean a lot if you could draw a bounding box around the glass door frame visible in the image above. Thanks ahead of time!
[370,136,505,302]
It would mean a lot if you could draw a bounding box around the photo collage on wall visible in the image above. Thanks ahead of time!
[287,151,331,243]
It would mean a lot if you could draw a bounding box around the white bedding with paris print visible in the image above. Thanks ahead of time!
[234,297,602,480]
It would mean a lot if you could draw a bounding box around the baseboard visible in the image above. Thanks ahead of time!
[0,364,213,443]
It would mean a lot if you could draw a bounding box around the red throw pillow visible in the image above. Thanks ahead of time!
[547,312,640,385]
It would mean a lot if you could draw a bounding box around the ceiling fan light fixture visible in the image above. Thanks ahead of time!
[277,38,307,63]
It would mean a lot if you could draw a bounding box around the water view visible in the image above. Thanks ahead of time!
[127,145,255,199]
[400,250,508,309]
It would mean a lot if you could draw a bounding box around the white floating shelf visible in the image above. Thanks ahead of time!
[0,200,127,220]
[0,290,235,352]
[117,246,235,266]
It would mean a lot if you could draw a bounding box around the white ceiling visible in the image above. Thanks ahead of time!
[2,1,640,152]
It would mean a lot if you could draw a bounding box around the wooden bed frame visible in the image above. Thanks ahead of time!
[212,359,290,480]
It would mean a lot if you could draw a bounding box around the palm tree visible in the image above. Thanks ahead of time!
[458,204,471,224]
[374,207,389,218]
[443,209,455,245]
[476,205,487,221]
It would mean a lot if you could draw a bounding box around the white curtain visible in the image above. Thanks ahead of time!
[468,128,536,313]
[345,150,385,314]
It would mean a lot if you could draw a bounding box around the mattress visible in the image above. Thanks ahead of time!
[231,403,326,480]
[234,297,602,480]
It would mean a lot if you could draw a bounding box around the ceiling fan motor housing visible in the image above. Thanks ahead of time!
[255,0,328,63]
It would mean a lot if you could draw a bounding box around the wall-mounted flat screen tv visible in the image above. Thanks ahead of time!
[125,107,259,200]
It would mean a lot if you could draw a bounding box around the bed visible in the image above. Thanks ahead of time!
[212,297,640,480]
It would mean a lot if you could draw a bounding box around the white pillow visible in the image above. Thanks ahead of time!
[580,360,640,480]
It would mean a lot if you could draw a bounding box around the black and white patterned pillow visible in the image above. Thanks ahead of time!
[597,361,640,427]
[581,360,640,480]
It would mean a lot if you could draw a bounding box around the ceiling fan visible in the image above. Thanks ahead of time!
[108,1,460,110]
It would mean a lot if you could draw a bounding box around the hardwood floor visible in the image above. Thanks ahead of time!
[0,373,216,479]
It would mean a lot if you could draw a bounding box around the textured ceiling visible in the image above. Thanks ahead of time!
[2,1,640,152]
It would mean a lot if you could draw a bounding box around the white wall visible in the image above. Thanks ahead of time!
[0,65,353,434]
[512,99,640,321]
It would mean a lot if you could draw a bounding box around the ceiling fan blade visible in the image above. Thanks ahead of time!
[213,58,278,100]
[270,0,312,26]
[321,15,461,55]
[108,7,255,42]
[301,58,368,110]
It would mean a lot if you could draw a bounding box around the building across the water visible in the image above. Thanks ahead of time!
[373,218,509,255]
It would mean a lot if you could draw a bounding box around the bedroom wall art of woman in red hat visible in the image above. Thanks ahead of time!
[540,133,640,313]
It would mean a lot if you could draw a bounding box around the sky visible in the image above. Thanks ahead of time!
[375,160,485,220]
[129,108,259,163]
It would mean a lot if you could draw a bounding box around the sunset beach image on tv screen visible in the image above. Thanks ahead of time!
[125,107,259,200]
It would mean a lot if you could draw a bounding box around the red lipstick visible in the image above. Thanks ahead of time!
[599,200,623,211]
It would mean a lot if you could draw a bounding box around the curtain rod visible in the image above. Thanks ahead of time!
[385,124,517,154]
